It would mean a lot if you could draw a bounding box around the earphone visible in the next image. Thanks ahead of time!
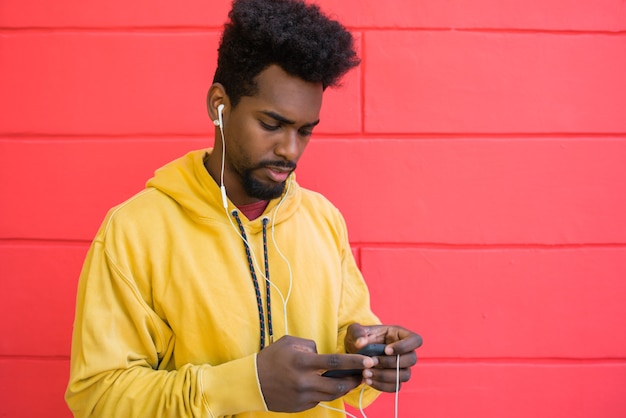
[215,103,228,208]
[212,101,398,417]
[213,103,224,128]
[213,98,294,338]
[217,103,224,128]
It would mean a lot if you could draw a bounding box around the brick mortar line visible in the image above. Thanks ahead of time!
[0,355,70,361]
[354,243,626,250]
[420,358,626,364]
[0,27,625,35]
[2,239,626,250]
[3,133,626,140]
[1,356,624,364]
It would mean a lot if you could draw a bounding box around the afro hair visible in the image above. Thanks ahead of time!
[213,0,360,106]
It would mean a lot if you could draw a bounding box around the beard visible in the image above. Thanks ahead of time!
[241,160,296,200]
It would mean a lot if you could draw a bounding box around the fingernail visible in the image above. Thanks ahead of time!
[364,370,373,378]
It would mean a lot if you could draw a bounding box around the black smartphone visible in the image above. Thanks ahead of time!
[321,344,386,378]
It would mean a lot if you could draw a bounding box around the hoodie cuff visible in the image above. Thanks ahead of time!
[200,353,267,416]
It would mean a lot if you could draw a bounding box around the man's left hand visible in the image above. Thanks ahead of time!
[344,323,423,392]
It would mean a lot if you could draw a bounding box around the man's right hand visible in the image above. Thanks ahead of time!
[256,335,376,412]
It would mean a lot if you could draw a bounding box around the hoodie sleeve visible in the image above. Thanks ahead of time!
[65,235,268,417]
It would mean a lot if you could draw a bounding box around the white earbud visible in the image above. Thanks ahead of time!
[217,104,224,129]
[213,104,225,128]
[216,103,227,208]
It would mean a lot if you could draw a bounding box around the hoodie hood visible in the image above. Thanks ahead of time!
[145,149,301,233]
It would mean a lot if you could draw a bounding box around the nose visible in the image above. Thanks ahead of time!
[274,129,300,162]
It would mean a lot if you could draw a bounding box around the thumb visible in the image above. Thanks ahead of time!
[346,323,370,351]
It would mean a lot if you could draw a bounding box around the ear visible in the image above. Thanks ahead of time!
[206,83,229,122]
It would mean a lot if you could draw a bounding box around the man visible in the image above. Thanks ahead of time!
[65,0,422,416]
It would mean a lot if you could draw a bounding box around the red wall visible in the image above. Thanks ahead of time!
[1,1,626,417]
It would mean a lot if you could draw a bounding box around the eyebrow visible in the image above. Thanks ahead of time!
[260,110,320,128]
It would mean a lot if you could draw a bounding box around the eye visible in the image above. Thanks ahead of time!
[298,128,313,137]
[259,120,280,131]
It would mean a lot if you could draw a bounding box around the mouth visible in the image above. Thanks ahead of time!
[264,165,293,183]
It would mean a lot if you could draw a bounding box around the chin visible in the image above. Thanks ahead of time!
[244,179,286,201]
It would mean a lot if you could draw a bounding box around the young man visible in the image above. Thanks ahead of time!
[65,0,422,416]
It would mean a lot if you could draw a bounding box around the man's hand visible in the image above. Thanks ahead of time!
[345,323,423,393]
[256,335,375,412]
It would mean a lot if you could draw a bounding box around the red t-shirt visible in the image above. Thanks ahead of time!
[237,200,269,220]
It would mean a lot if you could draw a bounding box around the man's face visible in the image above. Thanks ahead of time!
[223,65,323,202]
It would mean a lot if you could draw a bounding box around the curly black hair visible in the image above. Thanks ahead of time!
[213,0,360,106]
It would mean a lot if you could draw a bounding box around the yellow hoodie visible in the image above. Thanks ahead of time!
[66,149,380,417]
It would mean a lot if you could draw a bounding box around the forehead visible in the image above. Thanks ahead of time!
[243,65,324,122]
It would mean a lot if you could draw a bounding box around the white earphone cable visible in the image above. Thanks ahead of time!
[319,353,401,417]
[269,179,294,334]
[217,106,293,337]
[216,113,398,416]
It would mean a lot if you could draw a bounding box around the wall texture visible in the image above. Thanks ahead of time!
[1,1,625,417]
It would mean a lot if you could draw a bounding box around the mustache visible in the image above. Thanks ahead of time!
[258,160,297,170]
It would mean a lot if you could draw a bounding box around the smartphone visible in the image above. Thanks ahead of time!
[321,344,386,378]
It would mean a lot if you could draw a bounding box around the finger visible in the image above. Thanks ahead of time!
[282,375,363,412]
[347,324,389,349]
[346,323,379,352]
[307,352,375,372]
[314,374,363,398]
[384,332,423,355]
[364,368,412,393]
[375,351,417,370]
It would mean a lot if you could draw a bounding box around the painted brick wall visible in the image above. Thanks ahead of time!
[1,1,625,417]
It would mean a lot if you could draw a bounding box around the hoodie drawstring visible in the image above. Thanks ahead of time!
[232,211,273,350]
